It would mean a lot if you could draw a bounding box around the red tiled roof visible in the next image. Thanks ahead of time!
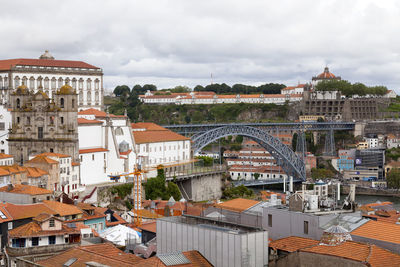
[0,153,13,159]
[133,130,189,144]
[131,122,168,131]
[139,221,156,233]
[25,167,48,178]
[0,58,100,71]
[79,148,109,154]
[0,184,52,195]
[27,155,59,164]
[78,108,126,118]
[269,236,319,252]
[214,198,260,212]
[8,221,79,238]
[36,152,70,158]
[351,220,400,244]
[37,243,143,267]
[77,118,103,124]
[2,203,56,220]
[42,200,83,217]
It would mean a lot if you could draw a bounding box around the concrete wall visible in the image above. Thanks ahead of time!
[157,218,268,267]
[186,173,223,202]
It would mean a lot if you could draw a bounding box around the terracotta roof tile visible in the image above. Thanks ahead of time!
[131,122,168,131]
[0,153,13,159]
[269,236,319,252]
[301,241,400,267]
[0,184,52,195]
[36,152,70,158]
[135,209,164,219]
[9,220,78,238]
[0,58,100,71]
[77,118,103,124]
[351,220,400,244]
[78,108,126,118]
[25,167,48,178]
[79,148,108,154]
[43,200,83,217]
[27,155,59,164]
[214,198,260,212]
[133,130,189,144]
[37,243,143,267]
[2,203,56,220]
[139,221,156,233]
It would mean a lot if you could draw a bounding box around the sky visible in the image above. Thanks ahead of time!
[1,0,400,93]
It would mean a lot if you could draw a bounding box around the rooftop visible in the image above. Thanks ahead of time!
[37,243,143,267]
[42,200,83,217]
[133,129,189,144]
[0,153,13,159]
[8,220,78,238]
[78,108,126,118]
[0,58,100,71]
[134,250,213,267]
[214,198,260,212]
[79,148,109,154]
[0,184,52,195]
[27,155,59,164]
[269,236,319,252]
[77,118,103,125]
[351,220,400,244]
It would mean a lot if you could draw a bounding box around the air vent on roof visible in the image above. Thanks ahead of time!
[63,258,77,267]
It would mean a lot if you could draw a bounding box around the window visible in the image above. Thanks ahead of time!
[44,78,49,89]
[50,148,54,153]
[304,221,309,234]
[38,127,43,139]
[72,99,75,109]
[8,222,12,230]
[16,98,20,108]
[32,197,36,203]
[61,117,64,124]
[0,122,4,131]
[48,235,56,244]
[92,154,95,161]
[268,214,272,227]
[60,98,64,108]
[87,79,91,90]
[49,218,55,227]
[80,156,83,162]
[32,237,39,246]
[27,117,30,125]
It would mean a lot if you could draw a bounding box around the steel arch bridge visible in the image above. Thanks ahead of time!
[192,125,306,181]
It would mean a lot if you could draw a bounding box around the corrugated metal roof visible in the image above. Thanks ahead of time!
[157,252,191,266]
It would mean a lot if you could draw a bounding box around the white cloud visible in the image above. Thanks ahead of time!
[0,0,399,93]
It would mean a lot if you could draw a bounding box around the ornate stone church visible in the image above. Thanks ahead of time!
[8,83,79,164]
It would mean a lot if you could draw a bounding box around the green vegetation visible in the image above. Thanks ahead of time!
[195,156,214,166]
[386,97,400,112]
[125,200,133,210]
[386,148,400,161]
[110,183,133,199]
[315,80,387,97]
[311,168,334,180]
[144,169,181,200]
[386,168,400,189]
[222,185,254,199]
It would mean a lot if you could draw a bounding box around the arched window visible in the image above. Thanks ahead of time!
[60,98,64,108]
[51,78,56,89]
[87,79,92,90]
[87,91,91,103]
[0,76,3,88]
[14,76,20,87]
[58,77,63,89]
[95,79,100,90]
[72,78,77,89]
[16,98,20,108]
[115,127,124,136]
[44,77,49,89]
[79,78,83,89]
[95,91,99,102]
[72,99,75,108]
[29,77,35,89]
[79,91,83,103]
[65,78,70,85]
[37,76,43,89]
[22,76,27,86]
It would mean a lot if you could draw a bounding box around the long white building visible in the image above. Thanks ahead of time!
[0,50,104,110]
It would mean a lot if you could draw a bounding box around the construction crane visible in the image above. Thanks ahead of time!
[108,159,198,227]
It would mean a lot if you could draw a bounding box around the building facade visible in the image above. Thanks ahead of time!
[8,84,79,165]
[0,51,103,110]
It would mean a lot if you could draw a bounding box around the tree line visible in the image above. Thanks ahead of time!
[315,80,388,97]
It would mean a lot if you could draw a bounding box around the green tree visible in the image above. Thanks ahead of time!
[142,84,157,92]
[254,173,260,180]
[113,85,130,97]
[311,168,334,180]
[235,136,243,143]
[196,156,213,166]
[387,168,400,189]
[167,182,182,200]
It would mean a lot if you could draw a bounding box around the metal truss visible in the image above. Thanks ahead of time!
[192,125,306,181]
[324,129,336,156]
[164,122,355,135]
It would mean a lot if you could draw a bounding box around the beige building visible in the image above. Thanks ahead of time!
[8,84,79,165]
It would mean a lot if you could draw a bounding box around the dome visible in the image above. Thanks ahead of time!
[56,84,75,95]
[39,50,54,60]
[317,67,336,79]
[15,84,30,95]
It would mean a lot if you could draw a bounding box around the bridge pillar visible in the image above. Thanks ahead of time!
[296,130,306,159]
[324,129,336,156]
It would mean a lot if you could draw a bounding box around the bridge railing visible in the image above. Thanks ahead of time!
[165,165,226,180]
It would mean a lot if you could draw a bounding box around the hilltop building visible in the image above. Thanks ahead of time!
[0,50,103,110]
[311,66,342,87]
[8,83,79,165]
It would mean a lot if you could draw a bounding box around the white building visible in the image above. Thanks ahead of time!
[365,137,379,149]
[281,84,307,95]
[139,91,302,105]
[0,50,104,110]
[132,123,191,177]
[0,153,13,166]
[0,104,11,154]
[387,134,400,149]
[78,109,136,185]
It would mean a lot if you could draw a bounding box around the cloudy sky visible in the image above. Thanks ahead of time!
[1,0,400,93]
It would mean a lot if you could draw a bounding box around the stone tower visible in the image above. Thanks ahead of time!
[8,83,79,164]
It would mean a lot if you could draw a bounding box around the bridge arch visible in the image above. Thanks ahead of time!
[192,125,306,181]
